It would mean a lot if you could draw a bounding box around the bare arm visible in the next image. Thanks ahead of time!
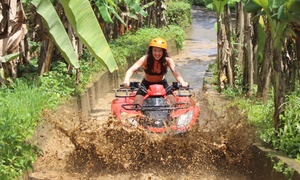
[167,57,188,87]
[123,55,146,87]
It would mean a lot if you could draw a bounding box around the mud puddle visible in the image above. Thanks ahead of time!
[32,92,256,180]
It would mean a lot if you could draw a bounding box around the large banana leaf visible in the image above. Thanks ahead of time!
[60,0,118,72]
[0,53,20,63]
[106,5,126,25]
[243,0,262,13]
[95,0,113,23]
[95,0,126,25]
[212,0,229,15]
[31,0,80,68]
[285,0,300,24]
[253,0,269,9]
[124,0,147,17]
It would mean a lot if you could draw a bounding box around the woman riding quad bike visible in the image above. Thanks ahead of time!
[111,38,200,133]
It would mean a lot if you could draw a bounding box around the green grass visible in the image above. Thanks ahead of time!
[0,80,52,178]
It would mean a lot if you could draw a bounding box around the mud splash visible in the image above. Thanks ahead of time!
[43,92,256,179]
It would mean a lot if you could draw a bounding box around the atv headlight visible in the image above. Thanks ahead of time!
[177,110,194,128]
[127,117,138,127]
[120,111,139,127]
[121,115,138,127]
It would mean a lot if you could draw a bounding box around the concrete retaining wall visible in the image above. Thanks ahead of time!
[78,70,119,119]
[250,143,300,180]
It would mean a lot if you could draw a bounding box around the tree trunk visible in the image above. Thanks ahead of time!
[217,13,227,91]
[295,30,300,87]
[242,12,254,95]
[257,21,272,103]
[235,2,244,68]
[38,38,54,75]
[282,38,296,92]
[252,12,259,85]
[0,0,27,79]
[272,47,285,131]
[44,39,54,73]
[224,4,234,88]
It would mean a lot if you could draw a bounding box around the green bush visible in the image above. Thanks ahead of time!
[233,89,300,163]
[245,91,300,162]
[165,2,192,28]
[187,0,212,6]
[110,25,185,66]
[275,92,300,159]
[0,80,52,179]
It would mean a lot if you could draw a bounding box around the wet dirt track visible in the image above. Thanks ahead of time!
[28,6,258,180]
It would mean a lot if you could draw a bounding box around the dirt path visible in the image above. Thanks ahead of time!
[28,7,257,180]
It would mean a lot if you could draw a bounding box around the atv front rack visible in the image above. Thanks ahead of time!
[121,102,190,111]
[114,88,137,98]
[114,82,139,98]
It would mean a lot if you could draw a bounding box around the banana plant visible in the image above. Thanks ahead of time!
[123,0,147,18]
[244,0,300,130]
[95,0,126,25]
[122,1,154,20]
[0,53,20,63]
[209,0,231,91]
[211,0,230,15]
[94,0,149,26]
[32,0,118,72]
[244,0,300,48]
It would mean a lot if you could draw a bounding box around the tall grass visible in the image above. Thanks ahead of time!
[229,89,300,163]
[0,80,54,178]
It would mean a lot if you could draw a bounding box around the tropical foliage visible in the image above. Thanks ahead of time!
[205,0,300,166]
[31,0,80,69]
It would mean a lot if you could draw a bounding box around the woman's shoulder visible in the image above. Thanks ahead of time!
[139,55,148,66]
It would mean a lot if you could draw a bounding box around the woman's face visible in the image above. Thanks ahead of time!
[152,47,164,60]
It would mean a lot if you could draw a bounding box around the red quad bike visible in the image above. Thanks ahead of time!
[111,82,200,134]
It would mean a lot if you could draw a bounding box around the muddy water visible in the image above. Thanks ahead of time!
[29,6,258,180]
[39,92,257,179]
[63,102,256,180]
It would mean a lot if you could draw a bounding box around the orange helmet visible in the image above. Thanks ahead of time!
[148,38,168,50]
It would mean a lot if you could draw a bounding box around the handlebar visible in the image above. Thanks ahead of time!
[120,82,140,90]
[171,82,190,90]
[119,81,191,91]
[116,81,192,97]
